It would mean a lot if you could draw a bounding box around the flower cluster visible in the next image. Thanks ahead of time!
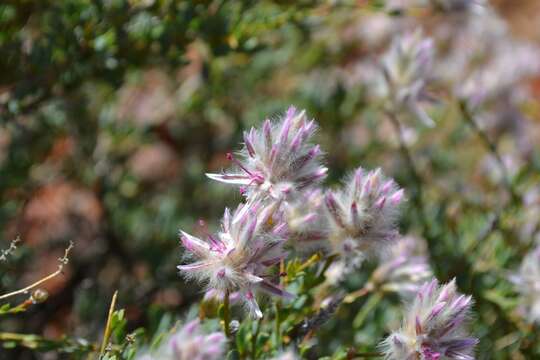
[137,320,226,360]
[178,108,477,360]
[179,108,407,317]
[382,278,477,360]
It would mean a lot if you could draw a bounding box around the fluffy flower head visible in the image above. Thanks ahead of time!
[325,167,404,262]
[372,235,432,298]
[137,319,226,360]
[178,201,291,318]
[380,31,435,126]
[381,278,477,360]
[207,106,327,201]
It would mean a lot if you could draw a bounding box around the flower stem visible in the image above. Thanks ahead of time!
[343,285,372,304]
[223,291,231,338]
[274,301,281,348]
[0,241,73,301]
[251,318,261,359]
[353,292,382,329]
[459,100,518,202]
[351,351,383,358]
[386,111,430,235]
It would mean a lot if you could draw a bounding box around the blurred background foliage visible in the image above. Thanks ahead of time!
[0,0,539,359]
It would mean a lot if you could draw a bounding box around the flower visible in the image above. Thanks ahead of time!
[458,42,540,108]
[509,245,540,324]
[206,106,327,202]
[178,201,292,318]
[379,31,435,127]
[381,278,477,360]
[324,167,405,264]
[137,319,226,360]
[371,235,432,298]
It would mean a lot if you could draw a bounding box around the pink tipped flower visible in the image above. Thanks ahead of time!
[372,235,432,298]
[137,319,226,360]
[324,167,405,263]
[458,43,540,108]
[206,106,328,202]
[178,201,292,318]
[380,31,435,127]
[381,278,477,360]
[509,245,540,324]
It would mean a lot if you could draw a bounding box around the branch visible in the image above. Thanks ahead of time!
[0,241,74,301]
[288,292,344,342]
[459,101,519,202]
[386,111,431,234]
[0,236,21,262]
[0,332,95,353]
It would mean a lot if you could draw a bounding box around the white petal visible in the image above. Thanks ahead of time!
[206,173,252,185]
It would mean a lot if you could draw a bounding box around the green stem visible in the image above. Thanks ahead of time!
[353,292,383,329]
[317,253,338,279]
[251,318,261,360]
[223,291,231,338]
[459,101,519,202]
[386,111,431,236]
[352,351,383,358]
[274,301,281,348]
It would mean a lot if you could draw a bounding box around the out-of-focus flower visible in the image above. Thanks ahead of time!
[371,235,432,298]
[178,201,292,318]
[137,319,226,360]
[481,150,523,187]
[379,31,435,127]
[510,245,540,324]
[519,188,540,245]
[381,278,477,360]
[206,106,327,202]
[435,7,505,84]
[325,167,405,264]
[284,188,329,252]
[458,43,540,108]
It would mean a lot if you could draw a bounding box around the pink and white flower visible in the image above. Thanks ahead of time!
[206,106,327,202]
[325,167,405,263]
[381,278,477,360]
[178,201,292,318]
[137,319,226,360]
